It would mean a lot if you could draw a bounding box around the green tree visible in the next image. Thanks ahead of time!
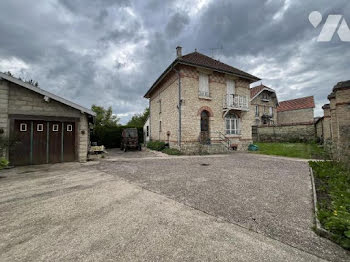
[127,107,149,127]
[91,105,120,127]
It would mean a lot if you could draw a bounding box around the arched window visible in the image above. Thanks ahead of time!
[225,113,240,135]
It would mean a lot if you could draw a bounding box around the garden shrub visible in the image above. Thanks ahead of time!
[162,148,182,155]
[0,157,9,170]
[147,141,166,151]
[309,161,350,249]
[91,126,143,148]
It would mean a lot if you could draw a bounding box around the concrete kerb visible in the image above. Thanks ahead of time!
[309,166,336,241]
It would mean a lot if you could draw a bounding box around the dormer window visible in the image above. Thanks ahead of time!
[261,92,269,101]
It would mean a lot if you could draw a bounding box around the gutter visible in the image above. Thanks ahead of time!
[172,66,182,146]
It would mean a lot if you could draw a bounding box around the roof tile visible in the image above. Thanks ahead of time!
[277,96,315,112]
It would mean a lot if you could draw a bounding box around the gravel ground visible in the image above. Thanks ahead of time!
[0,153,348,261]
[98,153,350,261]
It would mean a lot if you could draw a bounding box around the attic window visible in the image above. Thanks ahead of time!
[53,124,59,132]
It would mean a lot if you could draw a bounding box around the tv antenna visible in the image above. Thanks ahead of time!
[209,45,223,58]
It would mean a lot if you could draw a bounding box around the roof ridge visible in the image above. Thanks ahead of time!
[280,96,314,103]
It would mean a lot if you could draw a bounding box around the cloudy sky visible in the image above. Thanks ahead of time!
[0,0,349,122]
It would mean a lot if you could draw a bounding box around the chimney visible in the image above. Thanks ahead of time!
[176,46,182,58]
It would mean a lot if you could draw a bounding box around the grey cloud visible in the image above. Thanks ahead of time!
[165,13,190,38]
[0,0,349,123]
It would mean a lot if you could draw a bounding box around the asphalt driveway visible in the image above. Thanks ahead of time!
[0,153,349,261]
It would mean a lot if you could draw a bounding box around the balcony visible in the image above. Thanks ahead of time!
[223,94,249,111]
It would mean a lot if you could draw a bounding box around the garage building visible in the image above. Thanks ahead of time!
[0,72,95,165]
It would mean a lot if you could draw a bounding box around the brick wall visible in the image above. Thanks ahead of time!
[255,124,315,142]
[277,108,314,125]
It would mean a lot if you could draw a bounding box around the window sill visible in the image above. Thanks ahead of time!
[199,96,212,101]
[225,134,242,137]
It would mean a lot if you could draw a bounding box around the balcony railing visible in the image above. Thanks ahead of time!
[223,94,249,111]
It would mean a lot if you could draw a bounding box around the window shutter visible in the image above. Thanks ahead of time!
[199,73,209,96]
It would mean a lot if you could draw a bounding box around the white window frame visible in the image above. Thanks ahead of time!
[255,105,259,116]
[20,123,27,132]
[198,73,209,97]
[37,124,44,132]
[225,114,240,135]
[269,106,273,116]
[146,126,149,137]
[52,124,59,132]
[67,124,73,132]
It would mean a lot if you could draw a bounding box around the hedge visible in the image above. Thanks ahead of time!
[146,141,166,151]
[91,126,143,148]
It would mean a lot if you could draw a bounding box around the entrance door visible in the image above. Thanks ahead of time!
[200,110,210,144]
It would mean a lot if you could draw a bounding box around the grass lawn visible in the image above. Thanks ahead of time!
[309,161,350,250]
[253,142,327,159]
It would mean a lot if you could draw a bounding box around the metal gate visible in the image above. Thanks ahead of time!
[10,120,76,166]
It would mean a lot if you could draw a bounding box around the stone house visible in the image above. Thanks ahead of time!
[144,47,260,152]
[0,72,95,165]
[250,84,278,126]
[277,96,315,125]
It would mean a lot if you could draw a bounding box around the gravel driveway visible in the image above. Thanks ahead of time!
[0,153,349,261]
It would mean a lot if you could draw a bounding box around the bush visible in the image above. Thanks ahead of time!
[147,141,166,151]
[309,161,350,249]
[91,126,143,148]
[162,148,182,155]
[0,157,9,170]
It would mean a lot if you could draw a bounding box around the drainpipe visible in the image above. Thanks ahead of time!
[173,66,182,146]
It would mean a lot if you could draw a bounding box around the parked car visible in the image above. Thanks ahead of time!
[120,128,141,152]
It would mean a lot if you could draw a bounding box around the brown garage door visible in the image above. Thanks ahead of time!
[10,120,76,166]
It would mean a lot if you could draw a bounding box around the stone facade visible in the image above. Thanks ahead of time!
[251,90,278,126]
[277,108,314,125]
[0,79,92,163]
[148,64,255,152]
[321,104,331,141]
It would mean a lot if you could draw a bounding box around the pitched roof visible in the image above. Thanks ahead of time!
[180,52,260,81]
[144,50,260,98]
[250,84,276,99]
[0,72,96,116]
[277,96,315,112]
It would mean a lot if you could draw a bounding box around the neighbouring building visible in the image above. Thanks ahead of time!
[253,96,316,142]
[144,47,260,153]
[0,72,95,166]
[327,80,350,155]
[250,84,278,126]
[277,96,315,125]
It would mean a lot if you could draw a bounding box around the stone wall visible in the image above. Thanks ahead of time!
[0,80,90,162]
[277,108,314,125]
[254,124,315,142]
